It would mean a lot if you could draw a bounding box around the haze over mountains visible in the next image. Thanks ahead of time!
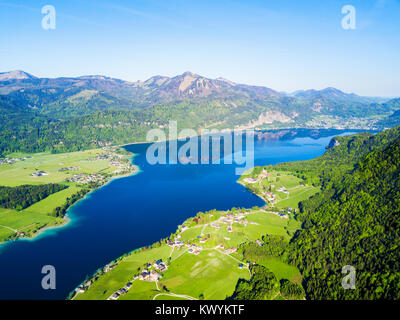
[0,69,400,156]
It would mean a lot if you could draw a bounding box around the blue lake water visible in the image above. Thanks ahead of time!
[0,129,354,299]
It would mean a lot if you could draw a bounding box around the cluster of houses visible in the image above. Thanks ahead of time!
[210,212,249,234]
[94,150,135,175]
[32,171,49,177]
[136,259,167,281]
[243,170,294,207]
[107,259,167,300]
[110,159,134,174]
[138,269,162,281]
[166,239,185,249]
[167,231,204,255]
[243,169,270,184]
[0,156,31,165]
[108,282,133,300]
[187,244,202,255]
[259,169,270,179]
[243,177,258,184]
[263,191,276,203]
[67,173,105,184]
[276,186,289,194]
[58,166,79,172]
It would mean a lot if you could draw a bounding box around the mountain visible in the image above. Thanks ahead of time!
[292,87,386,104]
[139,71,236,101]
[0,70,280,103]
[1,70,400,156]
[1,70,397,123]
[134,71,281,102]
[293,87,358,101]
[0,70,37,82]
[377,101,400,128]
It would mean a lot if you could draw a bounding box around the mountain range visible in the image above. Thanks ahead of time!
[0,70,387,105]
[0,70,400,155]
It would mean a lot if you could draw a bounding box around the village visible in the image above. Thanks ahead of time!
[105,257,169,300]
[71,175,307,302]
[0,156,32,165]
[72,205,294,300]
[66,173,105,184]
[23,147,136,185]
[93,148,136,175]
[70,167,307,301]
[241,168,309,219]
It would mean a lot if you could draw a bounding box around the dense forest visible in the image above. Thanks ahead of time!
[267,126,400,299]
[0,184,67,210]
[230,265,280,300]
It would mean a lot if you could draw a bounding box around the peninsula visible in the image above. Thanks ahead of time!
[0,146,136,244]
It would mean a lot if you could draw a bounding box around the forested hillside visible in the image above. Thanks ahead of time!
[1,71,400,156]
[271,127,400,299]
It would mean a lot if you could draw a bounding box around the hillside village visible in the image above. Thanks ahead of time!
[240,167,317,215]
[72,204,300,300]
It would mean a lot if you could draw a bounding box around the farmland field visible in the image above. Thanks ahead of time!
[74,209,302,300]
[240,169,320,210]
[0,148,134,243]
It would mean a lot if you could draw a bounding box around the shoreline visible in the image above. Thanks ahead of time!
[0,150,140,247]
[70,174,266,299]
[68,129,358,299]
[117,127,375,148]
[237,180,267,205]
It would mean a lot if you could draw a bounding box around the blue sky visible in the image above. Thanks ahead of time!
[0,0,399,96]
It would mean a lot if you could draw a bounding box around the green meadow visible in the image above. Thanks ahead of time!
[0,149,128,243]
[75,209,302,300]
[75,245,172,300]
[240,168,320,210]
[0,149,114,187]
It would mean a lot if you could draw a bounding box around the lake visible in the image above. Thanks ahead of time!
[0,129,354,299]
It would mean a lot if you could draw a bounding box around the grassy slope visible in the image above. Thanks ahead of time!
[239,170,320,210]
[0,149,125,243]
[0,150,113,187]
[75,210,302,300]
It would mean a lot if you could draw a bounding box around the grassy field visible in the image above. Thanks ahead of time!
[0,148,133,243]
[75,245,172,300]
[240,168,320,210]
[160,249,249,300]
[75,209,302,300]
[0,150,113,187]
[0,207,63,240]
